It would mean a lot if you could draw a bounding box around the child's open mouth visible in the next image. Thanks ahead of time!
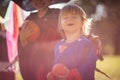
[67,24,74,26]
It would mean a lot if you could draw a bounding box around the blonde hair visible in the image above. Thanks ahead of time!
[58,4,92,39]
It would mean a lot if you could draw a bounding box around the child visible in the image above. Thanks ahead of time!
[18,0,62,80]
[48,4,99,80]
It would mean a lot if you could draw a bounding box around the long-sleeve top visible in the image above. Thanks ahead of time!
[54,36,98,80]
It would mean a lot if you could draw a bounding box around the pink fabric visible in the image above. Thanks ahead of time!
[4,1,29,63]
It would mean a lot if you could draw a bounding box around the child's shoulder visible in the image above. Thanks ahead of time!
[55,39,64,47]
[80,35,93,46]
[83,35,103,60]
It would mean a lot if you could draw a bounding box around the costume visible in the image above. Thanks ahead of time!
[54,36,98,80]
[0,32,8,61]
[18,9,61,80]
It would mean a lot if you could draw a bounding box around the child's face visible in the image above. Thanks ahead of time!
[60,13,83,33]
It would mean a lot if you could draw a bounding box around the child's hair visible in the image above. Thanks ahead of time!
[58,4,92,39]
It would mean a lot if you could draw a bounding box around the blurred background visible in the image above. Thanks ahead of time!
[0,0,120,80]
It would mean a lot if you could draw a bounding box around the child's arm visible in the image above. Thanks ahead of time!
[77,41,97,80]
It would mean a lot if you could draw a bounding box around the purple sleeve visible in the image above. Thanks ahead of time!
[78,42,97,80]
